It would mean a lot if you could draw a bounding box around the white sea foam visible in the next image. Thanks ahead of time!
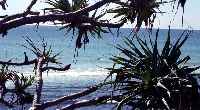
[20,68,109,77]
[42,69,109,78]
[193,69,200,74]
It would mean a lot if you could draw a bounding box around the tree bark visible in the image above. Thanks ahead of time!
[30,57,44,110]
[40,86,99,109]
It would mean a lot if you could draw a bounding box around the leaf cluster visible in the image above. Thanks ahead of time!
[45,0,109,49]
[106,29,200,109]
[21,36,62,65]
[0,64,34,107]
[108,0,187,31]
[108,0,163,31]
[45,0,88,13]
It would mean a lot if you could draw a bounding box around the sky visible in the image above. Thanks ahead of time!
[0,0,200,30]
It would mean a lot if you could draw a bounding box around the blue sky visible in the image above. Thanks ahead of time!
[1,0,200,30]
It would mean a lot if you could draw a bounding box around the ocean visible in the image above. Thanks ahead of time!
[0,25,200,110]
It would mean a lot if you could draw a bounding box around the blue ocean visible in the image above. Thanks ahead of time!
[0,25,200,109]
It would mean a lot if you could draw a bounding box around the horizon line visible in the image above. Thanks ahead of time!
[26,24,200,31]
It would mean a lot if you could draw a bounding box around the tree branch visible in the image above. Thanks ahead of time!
[40,86,99,109]
[0,0,7,10]
[41,64,71,72]
[0,14,123,35]
[74,0,117,15]
[0,59,36,66]
[60,95,121,110]
[0,0,123,35]
[0,0,39,24]
[26,0,38,12]
[0,11,39,24]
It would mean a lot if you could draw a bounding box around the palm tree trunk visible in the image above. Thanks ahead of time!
[30,57,44,110]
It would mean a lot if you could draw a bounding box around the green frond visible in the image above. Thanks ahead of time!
[106,29,199,109]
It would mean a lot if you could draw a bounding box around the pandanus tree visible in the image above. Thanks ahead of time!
[0,36,111,110]
[106,29,200,110]
[0,0,187,38]
[0,37,71,109]
[44,0,110,49]
[0,0,197,110]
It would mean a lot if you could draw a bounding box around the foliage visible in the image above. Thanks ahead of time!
[45,0,109,49]
[43,0,188,49]
[21,36,62,65]
[0,64,34,107]
[108,0,159,31]
[0,0,189,37]
[0,0,197,109]
[106,29,200,109]
[108,0,186,31]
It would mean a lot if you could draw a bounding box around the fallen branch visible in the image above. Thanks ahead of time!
[60,95,121,110]
[40,86,99,109]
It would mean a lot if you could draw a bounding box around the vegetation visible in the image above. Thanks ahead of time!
[106,29,200,109]
[0,0,199,110]
[0,37,71,109]
[0,64,34,107]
